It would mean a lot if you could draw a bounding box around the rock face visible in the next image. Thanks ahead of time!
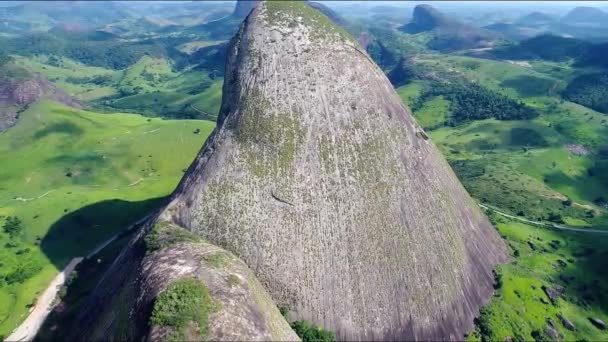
[158,2,508,340]
[404,4,455,33]
[68,222,298,341]
[0,76,81,132]
[306,1,347,27]
[402,4,496,52]
[233,0,261,18]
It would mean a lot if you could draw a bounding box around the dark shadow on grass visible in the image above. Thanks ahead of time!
[40,197,166,270]
[509,127,549,147]
[500,75,557,97]
[32,121,84,140]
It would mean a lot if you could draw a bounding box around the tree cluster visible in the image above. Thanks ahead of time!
[415,81,538,124]
[563,72,608,114]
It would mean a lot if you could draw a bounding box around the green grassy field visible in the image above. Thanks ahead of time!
[398,56,608,225]
[13,55,224,120]
[0,100,214,337]
[468,214,608,342]
[398,53,608,341]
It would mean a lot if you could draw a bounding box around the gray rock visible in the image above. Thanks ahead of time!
[559,274,574,284]
[67,222,299,341]
[557,314,576,331]
[542,284,565,304]
[589,317,606,330]
[0,76,81,132]
[159,2,509,340]
[67,2,510,341]
[545,326,561,340]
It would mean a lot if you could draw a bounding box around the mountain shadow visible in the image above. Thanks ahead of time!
[40,197,165,270]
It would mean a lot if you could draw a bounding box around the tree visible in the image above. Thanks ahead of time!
[3,216,22,237]
[290,320,336,342]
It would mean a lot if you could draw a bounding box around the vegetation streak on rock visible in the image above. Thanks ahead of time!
[159,1,509,340]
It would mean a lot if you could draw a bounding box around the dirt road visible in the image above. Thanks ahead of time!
[5,257,83,342]
[5,213,153,341]
[479,203,608,235]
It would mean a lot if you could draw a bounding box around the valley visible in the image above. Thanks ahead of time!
[0,1,607,341]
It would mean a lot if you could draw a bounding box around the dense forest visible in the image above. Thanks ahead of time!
[563,72,608,114]
[0,32,187,70]
[490,34,608,68]
[414,81,538,124]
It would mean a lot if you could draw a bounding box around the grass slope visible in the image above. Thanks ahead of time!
[470,214,608,342]
[0,100,214,337]
[13,55,223,120]
[398,52,608,341]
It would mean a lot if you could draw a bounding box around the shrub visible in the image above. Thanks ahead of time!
[150,278,216,340]
[290,320,336,342]
[144,222,201,253]
[3,216,23,237]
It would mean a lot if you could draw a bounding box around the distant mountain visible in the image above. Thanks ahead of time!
[402,4,456,33]
[483,11,556,41]
[401,4,497,52]
[3,1,132,29]
[515,11,556,27]
[306,1,348,27]
[483,22,545,41]
[490,34,590,61]
[484,34,608,69]
[561,6,608,27]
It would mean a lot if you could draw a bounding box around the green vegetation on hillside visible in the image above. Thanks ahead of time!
[279,307,336,342]
[0,100,214,337]
[12,55,223,119]
[0,32,184,70]
[413,81,538,125]
[264,1,353,43]
[469,214,608,342]
[563,72,608,114]
[150,277,217,341]
[144,222,202,253]
[396,51,608,342]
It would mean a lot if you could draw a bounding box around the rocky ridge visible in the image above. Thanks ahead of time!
[69,1,509,340]
[0,76,81,132]
[161,1,508,340]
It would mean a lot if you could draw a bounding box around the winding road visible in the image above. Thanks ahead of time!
[5,202,605,341]
[479,203,608,235]
[5,213,152,342]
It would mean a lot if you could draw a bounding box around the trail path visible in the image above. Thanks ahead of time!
[5,213,152,341]
[479,203,608,235]
[5,258,82,342]
[190,104,217,119]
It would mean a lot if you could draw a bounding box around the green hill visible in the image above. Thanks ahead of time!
[0,100,214,337]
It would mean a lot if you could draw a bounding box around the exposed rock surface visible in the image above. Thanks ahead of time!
[68,222,298,341]
[157,2,508,340]
[233,0,261,18]
[402,4,496,52]
[557,314,576,331]
[305,1,347,27]
[0,76,81,132]
[403,4,456,33]
[589,317,606,330]
[542,284,565,304]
